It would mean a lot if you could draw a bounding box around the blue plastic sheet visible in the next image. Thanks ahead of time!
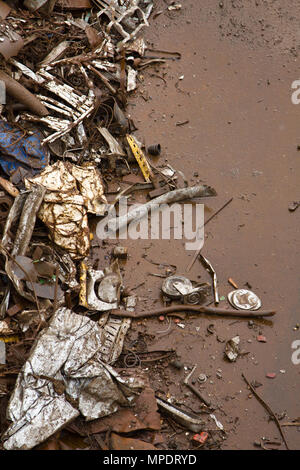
[0,120,48,178]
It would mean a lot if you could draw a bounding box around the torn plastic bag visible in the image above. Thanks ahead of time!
[25,161,108,259]
[0,121,49,182]
[3,307,144,450]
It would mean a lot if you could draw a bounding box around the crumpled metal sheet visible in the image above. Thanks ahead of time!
[3,307,144,450]
[0,120,49,178]
[25,161,108,259]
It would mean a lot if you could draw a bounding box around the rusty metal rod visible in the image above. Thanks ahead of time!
[111,305,276,319]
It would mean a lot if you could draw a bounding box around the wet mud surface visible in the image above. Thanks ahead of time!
[93,0,300,450]
[0,0,299,452]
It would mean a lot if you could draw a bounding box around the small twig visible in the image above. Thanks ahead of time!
[241,373,289,450]
[186,197,233,272]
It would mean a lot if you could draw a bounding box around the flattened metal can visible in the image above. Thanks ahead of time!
[227,289,261,311]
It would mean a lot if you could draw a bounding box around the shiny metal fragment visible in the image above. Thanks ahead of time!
[3,308,144,450]
[156,397,204,432]
[123,295,137,311]
[162,275,210,305]
[85,260,122,311]
[14,65,94,143]
[0,187,46,303]
[98,314,131,364]
[0,320,14,335]
[127,66,137,91]
[25,162,107,258]
[199,254,219,305]
[0,339,5,364]
[227,289,262,311]
[10,59,44,84]
[126,37,146,56]
[113,246,128,259]
[1,192,27,251]
[162,275,193,299]
[11,185,46,257]
[39,41,70,68]
[224,336,240,362]
[97,127,125,156]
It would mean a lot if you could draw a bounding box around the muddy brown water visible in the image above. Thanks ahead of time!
[3,0,298,451]
[91,0,300,450]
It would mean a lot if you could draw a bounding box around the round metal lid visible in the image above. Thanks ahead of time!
[162,275,193,299]
[227,289,262,311]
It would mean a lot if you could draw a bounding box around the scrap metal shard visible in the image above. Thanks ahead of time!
[25,161,107,259]
[3,307,144,450]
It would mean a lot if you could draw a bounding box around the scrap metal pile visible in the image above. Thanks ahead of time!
[0,0,278,451]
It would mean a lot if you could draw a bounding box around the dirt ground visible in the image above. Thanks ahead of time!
[93,0,300,450]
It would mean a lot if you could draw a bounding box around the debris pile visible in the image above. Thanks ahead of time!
[0,0,284,452]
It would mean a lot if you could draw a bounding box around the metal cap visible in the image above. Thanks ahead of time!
[162,275,193,299]
[227,289,262,311]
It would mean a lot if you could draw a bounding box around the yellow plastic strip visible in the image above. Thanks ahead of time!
[0,336,19,343]
[126,134,153,183]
